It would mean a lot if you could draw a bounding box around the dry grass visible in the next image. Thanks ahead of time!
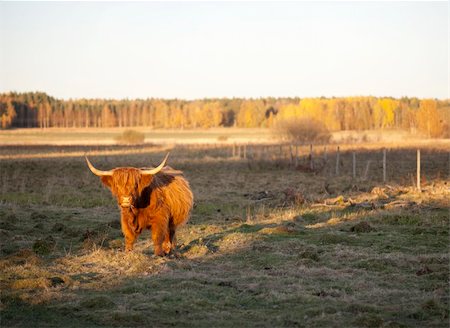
[0,127,273,146]
[0,142,448,327]
[2,126,446,147]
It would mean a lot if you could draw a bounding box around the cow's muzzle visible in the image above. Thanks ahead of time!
[120,196,133,208]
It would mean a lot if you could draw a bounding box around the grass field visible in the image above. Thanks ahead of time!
[0,140,449,327]
[0,127,437,146]
[0,127,273,145]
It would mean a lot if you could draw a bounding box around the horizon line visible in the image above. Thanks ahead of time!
[1,90,448,102]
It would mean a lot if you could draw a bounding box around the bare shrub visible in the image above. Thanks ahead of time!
[115,130,145,145]
[217,135,228,142]
[274,118,331,144]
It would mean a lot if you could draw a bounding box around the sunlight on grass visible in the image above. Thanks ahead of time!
[0,144,171,160]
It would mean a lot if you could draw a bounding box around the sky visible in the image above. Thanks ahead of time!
[0,1,448,100]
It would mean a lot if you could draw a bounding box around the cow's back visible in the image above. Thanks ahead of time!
[154,171,193,226]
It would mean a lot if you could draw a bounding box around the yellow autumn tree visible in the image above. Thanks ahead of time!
[323,99,340,131]
[152,100,170,128]
[379,98,398,128]
[277,102,301,122]
[101,105,117,127]
[298,98,324,121]
[237,100,265,127]
[0,97,16,129]
[416,99,443,138]
[372,100,383,129]
[195,101,223,128]
[185,101,202,128]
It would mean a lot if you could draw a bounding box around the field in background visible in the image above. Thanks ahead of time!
[0,127,441,146]
[0,127,273,145]
[0,139,449,327]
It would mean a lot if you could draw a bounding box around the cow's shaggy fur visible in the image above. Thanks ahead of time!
[96,165,193,256]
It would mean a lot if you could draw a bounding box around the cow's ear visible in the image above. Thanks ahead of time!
[100,176,113,189]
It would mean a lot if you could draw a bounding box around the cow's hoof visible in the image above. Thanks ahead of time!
[167,252,182,259]
[162,242,172,255]
[153,250,165,257]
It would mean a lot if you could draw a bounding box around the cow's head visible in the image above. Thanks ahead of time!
[85,153,169,209]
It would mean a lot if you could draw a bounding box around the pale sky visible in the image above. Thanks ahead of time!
[0,1,448,100]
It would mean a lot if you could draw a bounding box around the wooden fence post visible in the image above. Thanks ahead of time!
[363,160,371,180]
[289,144,293,166]
[352,151,356,179]
[383,148,386,183]
[335,146,340,176]
[417,149,421,192]
[309,144,314,170]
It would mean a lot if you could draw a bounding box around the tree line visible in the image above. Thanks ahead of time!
[0,92,448,137]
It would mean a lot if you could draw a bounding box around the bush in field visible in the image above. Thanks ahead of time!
[274,118,331,144]
[217,135,228,142]
[115,130,145,145]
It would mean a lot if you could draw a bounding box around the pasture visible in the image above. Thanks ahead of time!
[0,127,273,146]
[0,140,449,327]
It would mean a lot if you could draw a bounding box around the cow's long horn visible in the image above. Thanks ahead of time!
[85,156,113,176]
[140,153,169,175]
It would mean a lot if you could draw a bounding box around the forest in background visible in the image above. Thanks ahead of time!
[0,92,449,138]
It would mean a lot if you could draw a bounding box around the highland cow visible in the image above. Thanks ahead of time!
[85,153,193,256]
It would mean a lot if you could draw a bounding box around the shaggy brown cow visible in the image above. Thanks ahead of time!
[85,153,193,256]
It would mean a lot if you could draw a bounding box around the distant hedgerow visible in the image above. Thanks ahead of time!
[115,130,145,145]
[274,117,331,144]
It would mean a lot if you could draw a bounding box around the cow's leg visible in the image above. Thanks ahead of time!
[151,217,169,256]
[169,218,177,252]
[162,236,171,255]
[162,217,176,254]
[172,235,177,251]
[121,212,138,251]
